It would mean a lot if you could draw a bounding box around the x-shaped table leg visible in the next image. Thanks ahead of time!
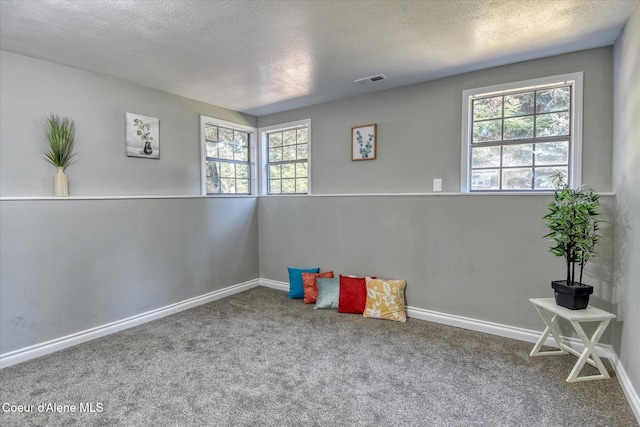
[566,318,612,382]
[530,306,567,356]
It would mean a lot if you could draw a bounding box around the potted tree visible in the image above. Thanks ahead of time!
[41,114,76,197]
[543,172,601,309]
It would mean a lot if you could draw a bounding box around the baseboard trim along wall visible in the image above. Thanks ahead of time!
[0,279,261,369]
[1,278,637,422]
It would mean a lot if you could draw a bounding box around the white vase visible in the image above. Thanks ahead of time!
[54,167,69,197]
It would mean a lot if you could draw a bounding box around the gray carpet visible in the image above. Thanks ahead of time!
[0,286,637,426]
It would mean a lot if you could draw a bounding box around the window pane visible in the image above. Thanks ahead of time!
[281,164,295,179]
[471,169,499,190]
[536,87,570,113]
[535,167,568,190]
[269,180,281,194]
[205,125,218,141]
[503,144,533,167]
[283,145,296,161]
[473,119,502,143]
[218,142,234,160]
[282,179,296,193]
[296,143,308,160]
[536,112,570,137]
[535,141,568,165]
[235,147,249,162]
[503,116,534,140]
[269,147,282,162]
[471,146,500,168]
[283,130,296,146]
[269,133,282,148]
[237,164,249,179]
[502,168,533,189]
[234,131,248,147]
[218,127,234,142]
[504,92,534,117]
[296,179,308,193]
[207,161,220,193]
[206,140,218,158]
[295,162,308,178]
[236,179,250,194]
[269,164,281,179]
[220,162,234,177]
[220,178,235,193]
[297,128,308,144]
[473,97,502,120]
[206,177,216,194]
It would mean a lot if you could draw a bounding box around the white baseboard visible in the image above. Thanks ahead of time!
[0,279,260,369]
[405,305,616,359]
[258,278,289,292]
[608,350,640,422]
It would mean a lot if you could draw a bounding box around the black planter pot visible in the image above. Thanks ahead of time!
[552,280,593,310]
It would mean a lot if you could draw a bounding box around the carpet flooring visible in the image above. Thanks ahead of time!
[0,286,637,426]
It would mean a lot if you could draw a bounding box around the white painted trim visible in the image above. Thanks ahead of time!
[258,278,289,292]
[0,195,259,201]
[0,279,260,369]
[609,351,640,422]
[1,191,616,202]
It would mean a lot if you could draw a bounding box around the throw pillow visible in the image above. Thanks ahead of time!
[363,278,407,322]
[314,278,339,309]
[302,271,334,304]
[288,267,320,299]
[338,275,375,314]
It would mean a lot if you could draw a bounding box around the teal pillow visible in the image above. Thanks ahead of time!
[288,267,320,299]
[315,278,339,309]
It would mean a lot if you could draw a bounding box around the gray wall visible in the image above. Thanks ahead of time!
[0,50,255,197]
[0,198,259,352]
[613,2,640,407]
[0,51,260,354]
[259,47,614,194]
[258,48,618,340]
[259,194,615,334]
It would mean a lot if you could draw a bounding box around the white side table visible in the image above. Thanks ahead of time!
[529,297,616,383]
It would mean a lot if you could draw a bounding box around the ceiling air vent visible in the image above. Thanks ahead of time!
[354,74,388,84]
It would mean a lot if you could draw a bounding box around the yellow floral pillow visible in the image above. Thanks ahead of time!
[363,278,407,322]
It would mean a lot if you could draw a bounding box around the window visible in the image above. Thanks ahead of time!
[200,116,256,195]
[260,119,311,195]
[461,73,583,192]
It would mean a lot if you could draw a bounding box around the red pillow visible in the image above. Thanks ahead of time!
[338,275,375,314]
[302,271,334,304]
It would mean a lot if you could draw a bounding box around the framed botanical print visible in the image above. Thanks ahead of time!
[351,123,376,160]
[126,113,159,159]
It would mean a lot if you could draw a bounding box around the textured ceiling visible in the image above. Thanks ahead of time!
[0,0,636,116]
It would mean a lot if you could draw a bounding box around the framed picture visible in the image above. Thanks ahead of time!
[126,113,159,159]
[351,123,376,161]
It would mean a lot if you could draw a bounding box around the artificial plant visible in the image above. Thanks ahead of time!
[543,172,601,286]
[41,114,76,168]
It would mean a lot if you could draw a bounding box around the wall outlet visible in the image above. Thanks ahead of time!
[433,178,442,192]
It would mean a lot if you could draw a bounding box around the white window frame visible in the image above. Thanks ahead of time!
[200,115,257,196]
[259,118,311,196]
[461,72,583,192]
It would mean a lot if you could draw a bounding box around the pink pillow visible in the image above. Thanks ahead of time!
[338,275,375,314]
[302,271,334,304]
